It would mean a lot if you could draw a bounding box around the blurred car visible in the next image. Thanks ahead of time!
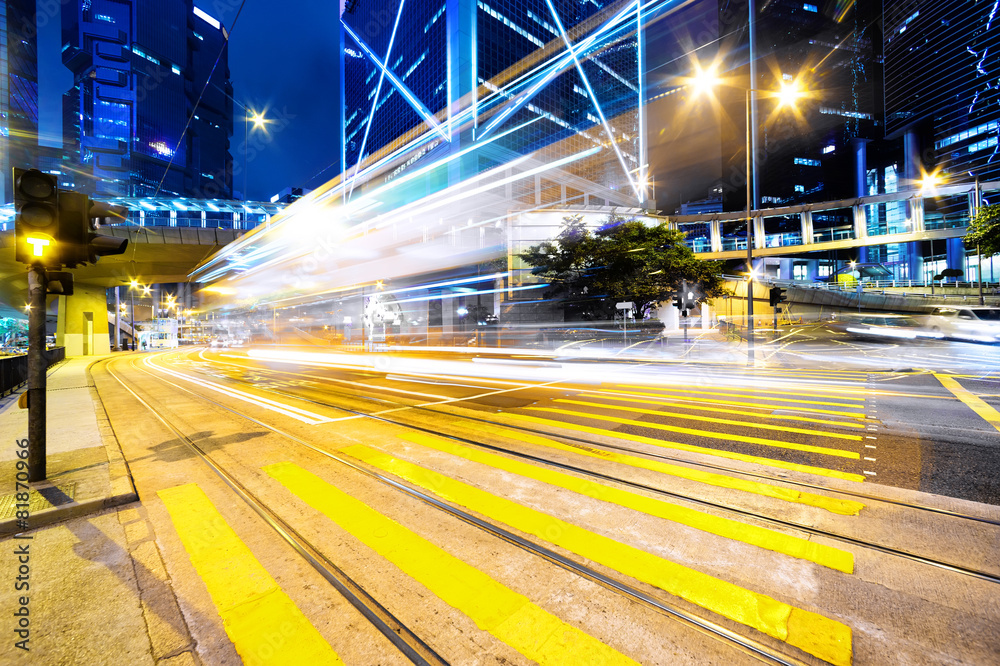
[833,314,938,342]
[924,307,1000,343]
[209,338,230,349]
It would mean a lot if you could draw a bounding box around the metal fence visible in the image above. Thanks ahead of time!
[0,347,66,397]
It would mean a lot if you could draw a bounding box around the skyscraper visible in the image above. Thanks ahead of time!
[1,0,40,204]
[340,0,657,209]
[61,1,233,198]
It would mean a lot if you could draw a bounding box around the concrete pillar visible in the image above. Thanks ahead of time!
[907,240,922,282]
[801,211,813,244]
[903,129,922,187]
[946,238,965,276]
[753,214,765,249]
[852,138,869,197]
[852,204,867,239]
[709,220,722,252]
[700,303,711,330]
[56,284,112,357]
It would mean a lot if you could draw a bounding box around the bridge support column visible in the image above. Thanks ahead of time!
[56,284,112,357]
[852,204,868,240]
[800,210,813,244]
[710,220,722,252]
[946,238,965,277]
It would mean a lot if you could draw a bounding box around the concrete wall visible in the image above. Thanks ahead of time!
[56,285,111,357]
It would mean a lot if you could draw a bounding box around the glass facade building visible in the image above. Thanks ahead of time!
[340,0,654,208]
[61,1,233,199]
[0,0,40,204]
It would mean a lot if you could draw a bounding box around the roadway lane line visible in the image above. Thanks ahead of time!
[615,385,868,407]
[158,484,343,665]
[498,413,866,483]
[343,445,853,666]
[265,462,639,665]
[590,388,869,419]
[934,374,1000,433]
[577,392,866,428]
[398,431,855,572]
[525,407,861,459]
[449,420,864,514]
[554,399,863,440]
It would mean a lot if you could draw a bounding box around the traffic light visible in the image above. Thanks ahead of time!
[672,293,683,309]
[54,190,129,268]
[14,168,60,266]
[769,286,787,307]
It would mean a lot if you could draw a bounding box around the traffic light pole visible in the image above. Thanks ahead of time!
[26,266,48,482]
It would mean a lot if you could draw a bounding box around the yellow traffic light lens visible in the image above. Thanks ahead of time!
[26,237,51,257]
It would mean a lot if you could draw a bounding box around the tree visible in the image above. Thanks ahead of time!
[966,203,1000,258]
[520,214,727,321]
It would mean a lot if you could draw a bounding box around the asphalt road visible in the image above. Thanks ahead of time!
[93,342,1000,665]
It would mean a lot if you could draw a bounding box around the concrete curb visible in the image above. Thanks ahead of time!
[0,357,138,536]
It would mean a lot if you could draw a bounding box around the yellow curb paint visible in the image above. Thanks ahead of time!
[500,412,867,485]
[398,432,854,573]
[157,484,343,666]
[451,420,865,514]
[616,384,868,407]
[264,463,638,666]
[342,446,853,666]
[578,392,867,428]
[555,399,863,441]
[590,388,869,419]
[935,374,1000,433]
[526,407,860,459]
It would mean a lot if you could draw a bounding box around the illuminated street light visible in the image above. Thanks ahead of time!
[920,170,942,193]
[694,63,807,363]
[243,108,268,201]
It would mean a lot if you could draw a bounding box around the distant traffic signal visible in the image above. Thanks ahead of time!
[769,286,787,307]
[14,168,60,265]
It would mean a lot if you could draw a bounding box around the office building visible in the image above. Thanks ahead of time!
[1,0,40,204]
[340,0,659,209]
[61,1,233,199]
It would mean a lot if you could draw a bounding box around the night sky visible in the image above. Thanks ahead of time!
[37,1,342,202]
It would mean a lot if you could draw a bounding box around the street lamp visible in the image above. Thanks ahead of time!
[243,109,268,201]
[692,65,805,363]
[127,279,144,351]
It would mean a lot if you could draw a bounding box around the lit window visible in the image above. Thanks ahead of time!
[803,3,817,12]
[794,185,805,193]
[171,65,181,75]
[794,157,821,167]
[193,6,221,30]
[822,145,835,154]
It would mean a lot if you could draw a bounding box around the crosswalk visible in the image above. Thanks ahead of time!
[148,362,1000,666]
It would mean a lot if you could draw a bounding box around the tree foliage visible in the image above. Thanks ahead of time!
[966,203,1000,258]
[520,214,727,321]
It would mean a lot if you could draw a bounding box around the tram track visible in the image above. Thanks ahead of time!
[108,351,817,666]
[166,349,1000,578]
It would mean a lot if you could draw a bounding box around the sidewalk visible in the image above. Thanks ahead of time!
[0,355,136,535]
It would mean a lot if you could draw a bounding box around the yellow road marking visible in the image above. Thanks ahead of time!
[526,407,860,459]
[935,374,1000,433]
[399,432,854,573]
[265,463,638,665]
[499,413,866,483]
[555,399,863,441]
[157,484,343,666]
[451,421,864,514]
[604,388,868,418]
[616,384,867,407]
[343,446,853,666]
[578,392,866,428]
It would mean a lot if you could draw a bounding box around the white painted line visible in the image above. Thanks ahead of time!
[865,444,877,449]
[864,470,877,476]
[865,435,877,439]
[864,456,876,461]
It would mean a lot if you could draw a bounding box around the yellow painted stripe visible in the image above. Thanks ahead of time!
[343,446,853,666]
[579,392,866,428]
[399,432,854,573]
[616,384,867,407]
[935,374,1000,433]
[500,412,867,484]
[599,388,868,419]
[265,463,637,666]
[157,484,343,666]
[526,407,860,459]
[555,399,863,441]
[451,420,865,514]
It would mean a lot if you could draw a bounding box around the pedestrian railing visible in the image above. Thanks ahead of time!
[0,347,65,397]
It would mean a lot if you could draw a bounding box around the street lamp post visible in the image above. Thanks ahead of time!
[243,110,266,201]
